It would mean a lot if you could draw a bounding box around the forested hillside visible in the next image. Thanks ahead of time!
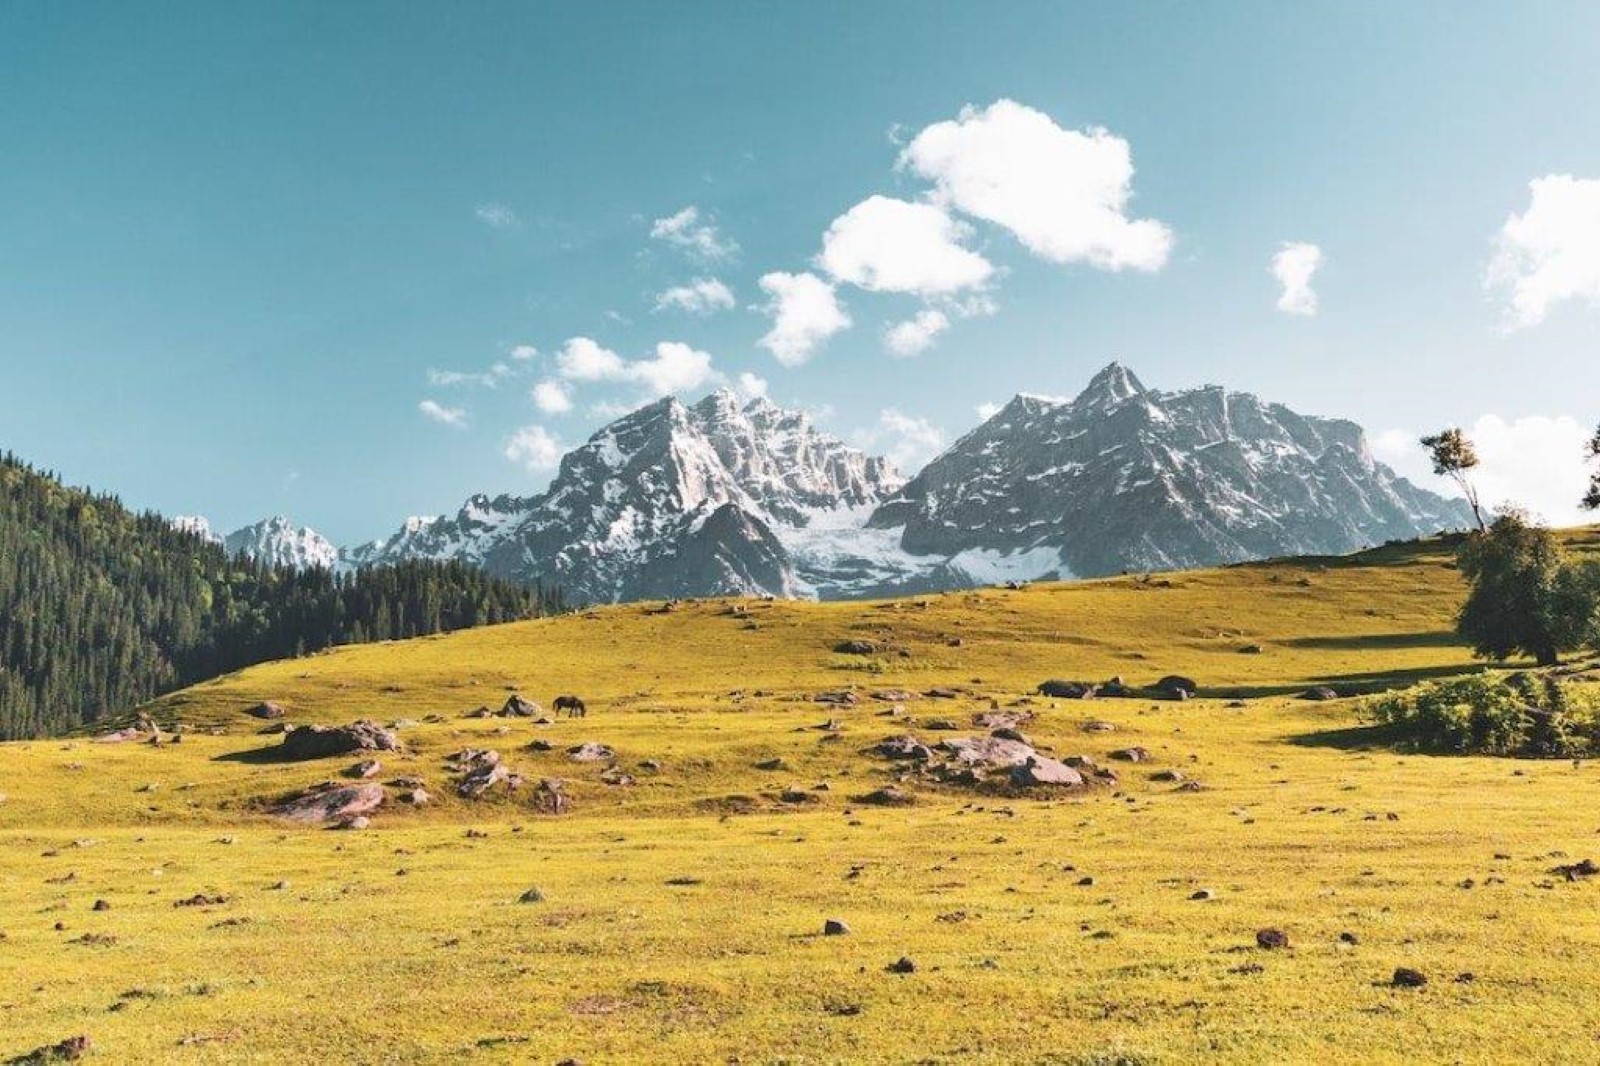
[0,452,562,738]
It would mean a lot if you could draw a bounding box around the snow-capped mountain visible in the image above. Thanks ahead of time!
[869,362,1473,577]
[202,367,1471,601]
[347,389,909,602]
[170,514,341,570]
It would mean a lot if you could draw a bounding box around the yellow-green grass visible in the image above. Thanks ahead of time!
[2,532,1599,1064]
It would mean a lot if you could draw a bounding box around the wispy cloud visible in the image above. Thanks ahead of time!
[653,277,736,315]
[418,399,468,428]
[650,206,738,262]
[475,202,519,229]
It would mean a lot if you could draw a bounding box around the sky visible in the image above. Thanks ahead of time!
[2,1,1598,544]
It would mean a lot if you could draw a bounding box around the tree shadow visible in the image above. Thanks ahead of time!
[1280,631,1462,651]
[1284,722,1407,751]
[1213,662,1478,700]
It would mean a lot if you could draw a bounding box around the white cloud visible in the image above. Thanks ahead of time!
[1271,241,1323,316]
[883,308,951,357]
[650,206,737,262]
[554,337,628,382]
[734,371,769,401]
[1373,416,1594,527]
[553,336,721,397]
[429,363,514,388]
[976,401,1003,421]
[531,380,573,414]
[475,203,518,229]
[756,271,851,366]
[819,196,993,296]
[899,98,1172,272]
[653,277,736,315]
[418,399,467,428]
[509,344,539,361]
[627,341,720,395]
[503,425,564,471]
[1487,174,1600,329]
[856,408,948,473]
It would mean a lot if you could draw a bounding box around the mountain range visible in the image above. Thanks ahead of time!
[187,364,1473,602]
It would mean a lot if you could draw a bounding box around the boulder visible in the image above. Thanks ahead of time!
[1256,928,1289,950]
[273,781,385,824]
[860,786,916,807]
[1392,967,1428,988]
[939,735,1038,768]
[568,742,616,762]
[1153,675,1198,699]
[1037,679,1096,699]
[815,690,860,706]
[1301,686,1339,701]
[458,760,510,799]
[346,759,382,780]
[870,689,919,702]
[871,735,933,762]
[1009,755,1084,788]
[531,778,571,815]
[502,694,541,717]
[834,640,878,655]
[990,726,1032,745]
[279,721,399,760]
[823,919,851,936]
[1109,747,1151,763]
[247,701,287,720]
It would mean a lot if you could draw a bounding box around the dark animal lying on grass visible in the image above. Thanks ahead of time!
[554,695,587,718]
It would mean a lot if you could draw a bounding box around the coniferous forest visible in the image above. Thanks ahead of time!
[0,452,562,739]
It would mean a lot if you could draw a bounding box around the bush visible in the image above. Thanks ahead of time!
[1362,673,1600,757]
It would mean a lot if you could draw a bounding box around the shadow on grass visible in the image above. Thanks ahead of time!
[1280,631,1462,652]
[1212,662,1477,700]
[212,744,322,766]
[1284,722,1407,752]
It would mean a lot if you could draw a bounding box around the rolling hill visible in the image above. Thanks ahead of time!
[2,530,1599,1062]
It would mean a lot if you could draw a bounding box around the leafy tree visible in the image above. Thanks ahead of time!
[1583,423,1600,513]
[1456,510,1599,666]
[1421,427,1485,531]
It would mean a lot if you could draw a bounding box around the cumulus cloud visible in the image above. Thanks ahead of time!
[976,401,1003,421]
[554,337,628,382]
[418,399,467,428]
[1487,174,1600,329]
[650,206,737,262]
[883,308,951,358]
[734,371,769,401]
[504,425,564,471]
[856,408,948,473]
[756,271,852,366]
[653,277,736,315]
[899,98,1172,272]
[1373,416,1594,527]
[552,336,721,397]
[819,196,993,296]
[508,344,539,361]
[475,203,518,229]
[531,380,573,414]
[1271,242,1323,316]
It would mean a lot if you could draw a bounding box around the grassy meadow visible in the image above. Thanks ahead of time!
[3,532,1600,1064]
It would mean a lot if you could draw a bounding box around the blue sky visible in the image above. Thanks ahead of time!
[3,1,1599,543]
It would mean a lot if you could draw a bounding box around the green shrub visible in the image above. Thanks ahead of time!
[1363,673,1600,757]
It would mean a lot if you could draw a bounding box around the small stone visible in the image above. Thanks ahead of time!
[1392,967,1428,988]
[886,956,916,974]
[519,887,545,904]
[1189,889,1213,901]
[823,919,851,936]
[1256,928,1289,950]
[92,899,110,911]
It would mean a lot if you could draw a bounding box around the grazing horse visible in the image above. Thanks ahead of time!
[553,695,587,718]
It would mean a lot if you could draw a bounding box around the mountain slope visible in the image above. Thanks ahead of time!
[869,363,1473,577]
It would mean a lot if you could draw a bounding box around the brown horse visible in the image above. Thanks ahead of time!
[553,695,586,718]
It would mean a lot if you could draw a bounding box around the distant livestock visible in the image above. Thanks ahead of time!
[554,695,587,718]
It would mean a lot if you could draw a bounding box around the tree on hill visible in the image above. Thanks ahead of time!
[0,451,565,739]
[1456,510,1600,667]
[1421,427,1485,531]
[1583,423,1600,513]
